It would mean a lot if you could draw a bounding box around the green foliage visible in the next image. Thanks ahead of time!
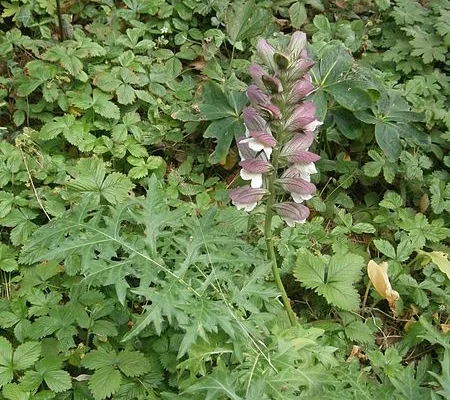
[0,0,449,398]
[294,250,364,311]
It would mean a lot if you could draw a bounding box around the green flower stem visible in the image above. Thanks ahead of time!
[265,147,298,326]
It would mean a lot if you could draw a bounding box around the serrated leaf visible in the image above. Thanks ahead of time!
[94,73,122,92]
[43,46,83,76]
[0,337,13,368]
[82,349,116,370]
[17,78,42,97]
[128,165,149,179]
[2,382,29,400]
[0,338,13,388]
[373,239,396,259]
[100,173,134,204]
[39,114,78,140]
[294,251,363,310]
[379,191,403,209]
[91,320,118,337]
[429,177,450,214]
[352,223,376,234]
[116,84,135,105]
[289,2,307,28]
[12,342,40,370]
[88,366,121,400]
[68,158,134,205]
[0,244,17,272]
[226,0,272,45]
[416,250,450,280]
[43,370,72,392]
[91,89,120,119]
[0,366,13,389]
[344,321,374,343]
[116,351,151,377]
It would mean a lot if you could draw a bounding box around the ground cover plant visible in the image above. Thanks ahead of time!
[0,0,449,398]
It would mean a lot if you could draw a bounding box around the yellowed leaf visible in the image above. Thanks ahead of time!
[416,250,450,280]
[441,324,450,334]
[367,260,399,310]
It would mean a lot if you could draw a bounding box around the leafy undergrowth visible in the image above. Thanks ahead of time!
[0,0,449,399]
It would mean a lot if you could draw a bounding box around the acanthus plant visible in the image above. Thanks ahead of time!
[230,32,321,325]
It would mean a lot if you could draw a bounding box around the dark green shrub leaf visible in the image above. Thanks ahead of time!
[375,122,401,161]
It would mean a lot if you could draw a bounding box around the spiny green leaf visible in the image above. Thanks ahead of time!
[183,368,242,400]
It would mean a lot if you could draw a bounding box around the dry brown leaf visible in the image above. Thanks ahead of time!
[346,345,367,362]
[419,193,430,213]
[189,56,206,71]
[367,260,400,310]
[441,324,450,334]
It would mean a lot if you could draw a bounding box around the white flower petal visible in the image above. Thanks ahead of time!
[285,218,295,227]
[304,120,323,132]
[235,201,258,212]
[251,174,263,188]
[290,162,317,181]
[263,147,272,159]
[244,125,250,137]
[247,140,265,153]
[240,170,263,188]
[291,193,313,203]
[284,217,306,227]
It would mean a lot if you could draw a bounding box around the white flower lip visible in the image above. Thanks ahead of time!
[240,169,263,188]
[240,137,273,159]
[235,202,258,212]
[304,120,323,132]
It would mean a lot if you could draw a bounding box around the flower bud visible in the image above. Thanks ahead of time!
[256,39,278,72]
[285,102,317,132]
[239,159,272,188]
[277,176,316,203]
[288,58,315,81]
[247,85,282,120]
[229,186,268,211]
[287,76,314,104]
[249,63,266,89]
[261,75,283,93]
[273,202,310,226]
[288,31,307,60]
[280,132,321,164]
[274,53,290,70]
[243,107,269,132]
